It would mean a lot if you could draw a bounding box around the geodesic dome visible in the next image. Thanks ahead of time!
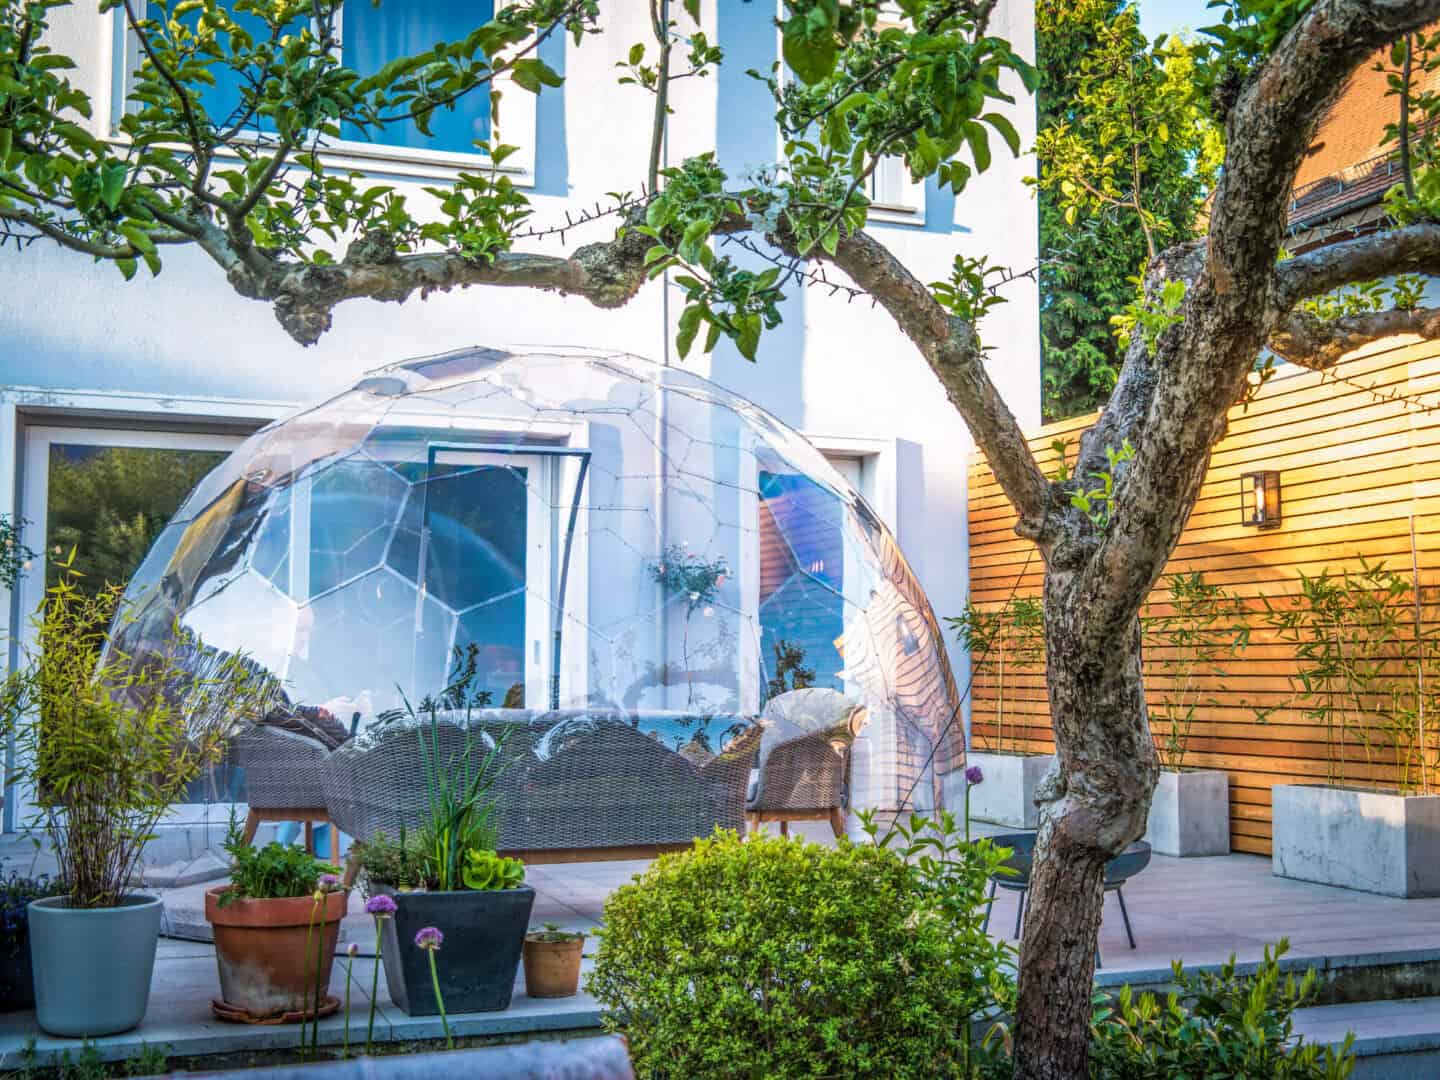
[113,346,964,820]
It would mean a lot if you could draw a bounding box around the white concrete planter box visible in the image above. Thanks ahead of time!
[1144,769,1230,857]
[953,751,1054,829]
[1271,784,1440,898]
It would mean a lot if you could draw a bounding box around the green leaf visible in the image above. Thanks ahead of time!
[511,58,564,94]
[99,162,128,211]
[735,313,761,361]
[982,112,1022,157]
[782,14,836,86]
[116,257,138,281]
[679,218,710,263]
[676,303,703,358]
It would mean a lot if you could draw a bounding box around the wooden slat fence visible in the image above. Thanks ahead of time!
[968,338,1440,854]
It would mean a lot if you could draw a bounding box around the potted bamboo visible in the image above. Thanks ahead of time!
[1140,572,1247,857]
[947,597,1053,827]
[0,554,276,1036]
[523,923,586,998]
[205,821,346,1022]
[351,654,533,1016]
[1266,561,1440,897]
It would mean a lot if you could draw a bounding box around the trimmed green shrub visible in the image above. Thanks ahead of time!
[1088,941,1355,1079]
[587,820,1014,1079]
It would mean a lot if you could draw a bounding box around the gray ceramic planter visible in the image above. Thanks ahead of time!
[28,893,162,1037]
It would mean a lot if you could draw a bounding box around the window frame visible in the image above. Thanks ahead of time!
[11,424,250,830]
[108,0,538,185]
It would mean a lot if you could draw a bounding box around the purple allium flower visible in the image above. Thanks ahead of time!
[965,765,984,786]
[414,926,444,952]
[319,873,342,890]
[365,894,398,918]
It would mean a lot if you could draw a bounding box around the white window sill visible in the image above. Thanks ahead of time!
[867,202,926,227]
[103,129,535,187]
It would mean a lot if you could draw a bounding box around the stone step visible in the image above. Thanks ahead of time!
[1293,996,1440,1080]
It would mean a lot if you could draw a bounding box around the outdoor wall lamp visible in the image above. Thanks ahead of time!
[1240,470,1282,529]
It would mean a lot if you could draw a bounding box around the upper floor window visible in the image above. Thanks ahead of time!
[112,1,532,178]
[867,155,925,223]
[338,1,494,155]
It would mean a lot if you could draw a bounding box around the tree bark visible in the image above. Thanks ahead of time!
[1013,570,1156,1080]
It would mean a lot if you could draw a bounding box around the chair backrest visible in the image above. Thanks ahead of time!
[232,724,331,811]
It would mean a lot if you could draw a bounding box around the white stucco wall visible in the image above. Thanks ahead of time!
[0,2,1040,777]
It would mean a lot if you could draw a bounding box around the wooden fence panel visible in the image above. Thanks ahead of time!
[967,338,1440,855]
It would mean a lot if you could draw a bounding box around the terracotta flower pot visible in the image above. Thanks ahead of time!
[205,887,348,1021]
[523,933,585,998]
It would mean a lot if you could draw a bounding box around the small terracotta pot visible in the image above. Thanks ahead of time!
[205,887,348,1021]
[522,933,585,998]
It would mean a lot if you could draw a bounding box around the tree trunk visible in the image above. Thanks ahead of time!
[1012,575,1158,1080]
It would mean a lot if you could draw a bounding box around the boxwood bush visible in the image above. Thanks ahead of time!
[587,819,1014,1079]
[1087,941,1355,1079]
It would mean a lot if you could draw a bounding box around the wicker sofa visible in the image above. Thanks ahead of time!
[321,709,761,863]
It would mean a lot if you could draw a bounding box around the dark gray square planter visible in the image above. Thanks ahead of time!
[375,885,535,1015]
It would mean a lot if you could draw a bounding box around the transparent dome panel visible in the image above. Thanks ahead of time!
[113,347,964,831]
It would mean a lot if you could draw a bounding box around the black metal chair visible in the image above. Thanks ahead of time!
[981,831,1150,967]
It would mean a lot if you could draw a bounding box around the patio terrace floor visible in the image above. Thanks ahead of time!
[2,822,1438,1070]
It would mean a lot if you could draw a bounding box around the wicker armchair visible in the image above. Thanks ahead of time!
[232,708,355,859]
[746,689,866,838]
[322,709,761,880]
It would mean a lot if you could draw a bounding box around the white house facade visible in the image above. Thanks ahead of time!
[0,2,1040,834]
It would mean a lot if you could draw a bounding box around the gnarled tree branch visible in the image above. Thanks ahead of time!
[1274,222,1440,310]
[1269,305,1440,367]
[1079,0,1440,645]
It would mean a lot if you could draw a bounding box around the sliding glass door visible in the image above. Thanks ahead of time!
[9,426,243,829]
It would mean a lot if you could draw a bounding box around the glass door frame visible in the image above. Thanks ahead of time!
[426,443,591,711]
[8,424,246,830]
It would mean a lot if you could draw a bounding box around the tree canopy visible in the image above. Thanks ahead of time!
[8,2,1440,1076]
[1033,0,1218,420]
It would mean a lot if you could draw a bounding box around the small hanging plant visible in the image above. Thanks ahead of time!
[649,543,728,616]
[0,515,36,593]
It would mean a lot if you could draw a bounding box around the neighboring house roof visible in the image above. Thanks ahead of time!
[1285,37,1440,251]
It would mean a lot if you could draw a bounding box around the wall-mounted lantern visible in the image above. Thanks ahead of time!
[1240,470,1282,529]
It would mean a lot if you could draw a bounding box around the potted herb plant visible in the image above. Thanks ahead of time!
[205,820,345,1022]
[1140,572,1248,857]
[0,555,276,1037]
[947,597,1053,827]
[0,864,56,1012]
[351,664,534,1015]
[1266,560,1440,897]
[356,833,531,1014]
[523,923,586,998]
